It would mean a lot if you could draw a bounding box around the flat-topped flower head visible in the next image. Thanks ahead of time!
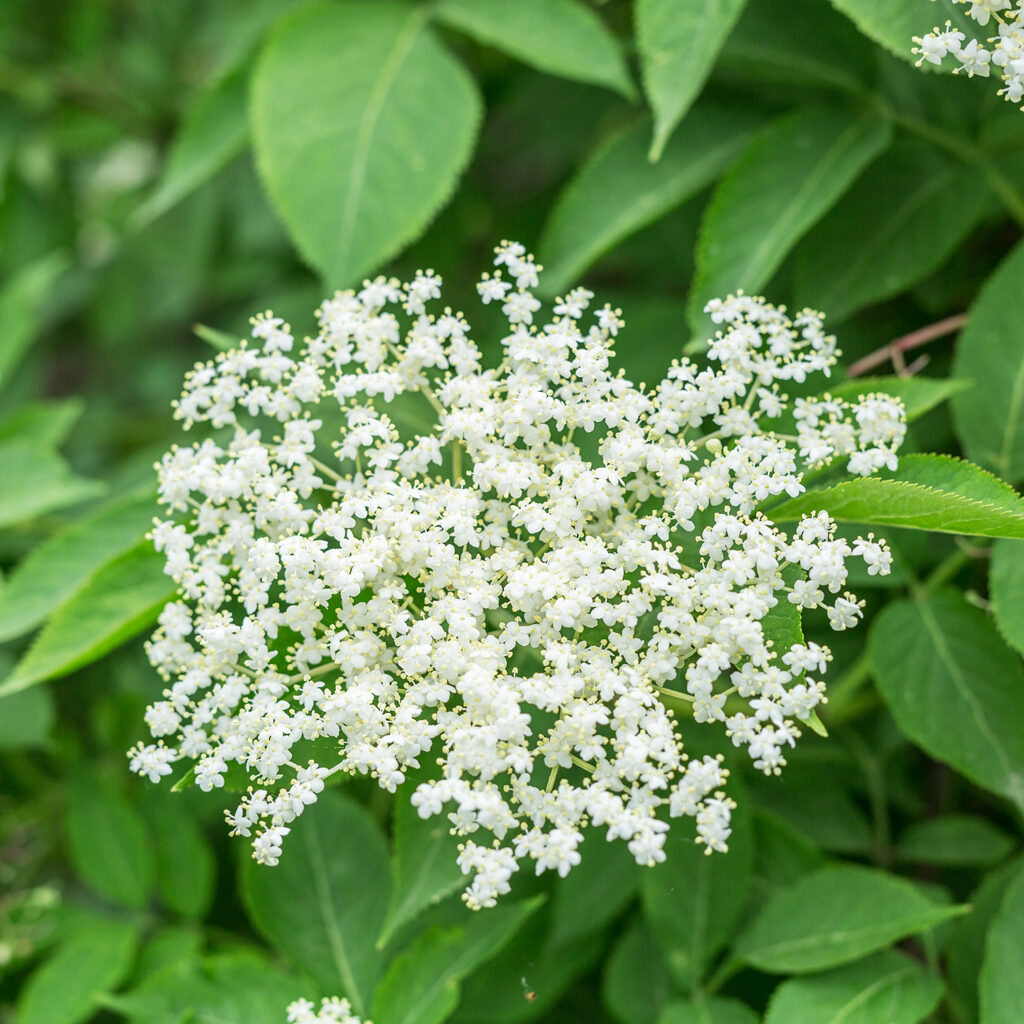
[130,242,901,908]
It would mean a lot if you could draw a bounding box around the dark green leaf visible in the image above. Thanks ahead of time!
[827,0,973,65]
[0,685,54,748]
[658,996,757,1024]
[435,0,633,99]
[241,791,390,1016]
[763,950,943,1024]
[148,795,216,919]
[870,590,1024,812]
[991,537,1024,657]
[689,108,892,331]
[636,0,749,160]
[0,543,175,698]
[603,919,673,1024]
[896,815,1015,868]
[538,108,760,296]
[980,861,1024,1023]
[734,863,967,973]
[251,1,481,287]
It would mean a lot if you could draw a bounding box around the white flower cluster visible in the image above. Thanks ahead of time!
[130,243,903,909]
[286,998,364,1024]
[913,1,1024,106]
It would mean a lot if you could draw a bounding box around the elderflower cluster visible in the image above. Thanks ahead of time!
[129,243,903,909]
[913,1,1024,106]
[286,998,364,1024]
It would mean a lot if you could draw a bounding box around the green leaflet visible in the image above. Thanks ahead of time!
[538,107,760,296]
[0,397,84,448]
[952,240,1024,483]
[0,490,155,644]
[763,950,943,1024]
[435,0,633,99]
[658,996,758,1024]
[823,377,970,422]
[0,252,68,388]
[0,543,174,697]
[134,67,248,226]
[0,439,104,530]
[980,862,1024,1023]
[241,791,390,1017]
[870,590,1024,813]
[794,140,988,323]
[688,108,892,333]
[251,1,481,288]
[635,0,749,161]
[734,863,967,973]
[991,537,1024,656]
[603,919,674,1024]
[827,0,973,65]
[766,454,1024,537]
[896,815,1015,868]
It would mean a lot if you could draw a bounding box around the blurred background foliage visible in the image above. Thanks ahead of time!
[3,1,1024,1023]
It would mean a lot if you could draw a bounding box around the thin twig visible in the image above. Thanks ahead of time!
[847,314,968,378]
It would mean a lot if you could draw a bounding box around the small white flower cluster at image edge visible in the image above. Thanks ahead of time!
[914,0,1024,105]
[287,997,365,1024]
[128,241,903,916]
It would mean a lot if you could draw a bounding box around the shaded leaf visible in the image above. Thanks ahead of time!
[657,997,757,1024]
[0,253,68,387]
[0,397,84,448]
[603,919,673,1024]
[896,815,1015,868]
[0,440,104,531]
[991,537,1024,656]
[827,0,973,65]
[980,861,1024,1023]
[870,590,1024,812]
[252,1,481,287]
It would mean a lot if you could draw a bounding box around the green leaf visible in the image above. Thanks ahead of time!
[241,791,390,1017]
[981,861,1024,1023]
[0,398,84,448]
[373,899,542,1024]
[870,590,1024,812]
[0,253,68,388]
[734,863,967,974]
[658,997,758,1024]
[603,919,674,1024]
[826,376,970,423]
[0,543,174,698]
[0,440,104,530]
[827,0,973,65]
[991,538,1024,656]
[896,815,1015,868]
[66,776,155,910]
[953,240,1024,482]
[538,107,760,296]
[767,454,1024,537]
[689,108,892,331]
[0,685,54,748]
[134,68,248,226]
[193,323,237,351]
[15,916,139,1024]
[435,0,633,99]
[763,950,943,1024]
[147,795,216,919]
[794,141,987,323]
[636,0,749,161]
[0,491,155,644]
[641,788,752,991]
[378,790,465,950]
[251,0,481,287]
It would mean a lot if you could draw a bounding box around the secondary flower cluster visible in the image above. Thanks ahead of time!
[913,0,1024,105]
[286,998,364,1024]
[130,243,902,909]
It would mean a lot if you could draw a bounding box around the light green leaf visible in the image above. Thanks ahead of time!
[0,253,68,388]
[870,590,1024,812]
[763,950,943,1024]
[953,240,1024,481]
[896,815,1015,868]
[378,789,465,950]
[0,490,155,644]
[241,791,390,1017]
[981,861,1024,1023]
[734,863,967,973]
[767,454,1024,537]
[193,323,237,351]
[0,686,54,748]
[66,776,155,910]
[251,0,481,287]
[435,0,633,99]
[134,68,248,226]
[636,0,749,161]
[0,397,84,448]
[794,141,987,322]
[827,0,973,65]
[603,920,674,1024]
[538,107,760,296]
[826,376,970,422]
[15,916,139,1024]
[0,543,174,698]
[0,440,104,530]
[641,783,752,991]
[373,899,541,1024]
[658,997,758,1024]
[991,538,1024,656]
[689,108,892,331]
